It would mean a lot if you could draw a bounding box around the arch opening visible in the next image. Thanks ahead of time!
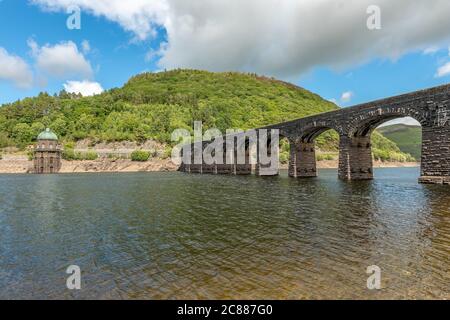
[292,127,341,178]
[354,115,423,138]
[373,117,422,165]
[353,116,422,179]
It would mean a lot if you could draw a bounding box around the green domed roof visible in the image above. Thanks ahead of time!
[37,128,58,141]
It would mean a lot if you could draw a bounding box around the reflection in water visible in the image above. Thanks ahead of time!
[0,168,448,299]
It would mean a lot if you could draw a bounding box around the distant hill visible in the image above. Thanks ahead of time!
[377,124,422,160]
[0,69,412,162]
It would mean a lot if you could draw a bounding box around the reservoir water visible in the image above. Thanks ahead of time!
[0,168,448,299]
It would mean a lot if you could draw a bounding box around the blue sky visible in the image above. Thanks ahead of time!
[0,0,163,103]
[1,0,450,127]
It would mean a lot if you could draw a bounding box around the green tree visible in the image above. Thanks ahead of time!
[51,116,68,137]
[31,122,45,138]
[12,123,33,145]
[131,150,151,162]
[0,132,12,148]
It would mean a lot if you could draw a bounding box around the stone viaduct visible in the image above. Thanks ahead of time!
[179,83,450,184]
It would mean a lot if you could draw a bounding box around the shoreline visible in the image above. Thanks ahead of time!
[0,157,419,174]
[0,157,178,174]
[315,160,419,169]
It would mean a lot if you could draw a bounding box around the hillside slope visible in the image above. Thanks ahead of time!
[377,124,422,160]
[0,70,337,145]
[0,69,411,162]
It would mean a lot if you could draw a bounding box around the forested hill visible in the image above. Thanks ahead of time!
[0,69,413,162]
[378,124,422,160]
[0,69,337,146]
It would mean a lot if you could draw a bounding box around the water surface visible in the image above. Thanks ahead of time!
[0,168,449,299]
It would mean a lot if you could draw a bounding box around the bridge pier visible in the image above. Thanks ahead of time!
[178,162,188,173]
[234,142,252,175]
[189,163,202,174]
[255,131,279,176]
[189,144,203,174]
[216,143,233,174]
[255,155,279,175]
[216,163,233,174]
[200,142,214,174]
[419,125,450,184]
[201,162,215,174]
[294,142,317,178]
[338,135,373,181]
[288,141,297,177]
[255,162,279,176]
[234,164,251,175]
[178,148,189,173]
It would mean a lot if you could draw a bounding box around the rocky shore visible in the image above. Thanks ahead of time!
[0,155,177,174]
[0,155,419,174]
[313,159,419,169]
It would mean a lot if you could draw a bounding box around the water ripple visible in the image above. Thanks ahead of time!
[0,168,449,299]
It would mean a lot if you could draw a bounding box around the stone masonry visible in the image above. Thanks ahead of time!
[180,83,450,184]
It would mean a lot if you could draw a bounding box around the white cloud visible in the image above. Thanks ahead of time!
[81,40,91,54]
[31,0,450,78]
[379,117,421,127]
[31,0,168,41]
[328,98,338,105]
[0,47,33,88]
[436,62,450,77]
[423,46,439,55]
[63,80,104,96]
[340,91,354,103]
[28,39,93,79]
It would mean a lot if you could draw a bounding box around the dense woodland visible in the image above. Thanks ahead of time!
[0,69,415,162]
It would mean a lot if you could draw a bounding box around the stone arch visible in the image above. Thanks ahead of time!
[341,105,428,181]
[278,128,297,142]
[298,120,345,143]
[257,129,298,177]
[348,105,428,137]
[180,83,450,183]
[283,122,342,179]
